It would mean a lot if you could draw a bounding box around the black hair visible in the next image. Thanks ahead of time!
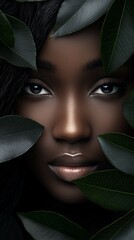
[0,0,64,116]
[0,1,64,239]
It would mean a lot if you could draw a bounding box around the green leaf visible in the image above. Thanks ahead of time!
[16,0,47,2]
[51,0,113,37]
[18,211,90,240]
[101,0,134,73]
[90,211,134,240]
[123,88,134,129]
[98,133,134,175]
[0,11,15,48]
[74,169,134,211]
[0,115,43,163]
[0,15,37,69]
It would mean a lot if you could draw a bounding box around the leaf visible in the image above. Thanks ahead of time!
[123,88,134,129]
[90,210,134,240]
[0,115,43,163]
[0,15,37,69]
[74,169,134,211]
[98,133,134,175]
[0,11,15,48]
[101,0,134,73]
[51,0,113,37]
[18,211,90,240]
[16,0,47,2]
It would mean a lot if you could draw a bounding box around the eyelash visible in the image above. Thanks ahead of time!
[90,79,124,97]
[23,80,52,97]
[23,78,125,98]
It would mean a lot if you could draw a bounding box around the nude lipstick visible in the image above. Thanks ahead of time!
[49,153,98,182]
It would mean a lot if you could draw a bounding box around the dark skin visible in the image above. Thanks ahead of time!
[16,22,134,234]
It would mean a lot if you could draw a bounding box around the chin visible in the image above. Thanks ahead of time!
[45,178,87,204]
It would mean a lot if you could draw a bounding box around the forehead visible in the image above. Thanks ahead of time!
[38,23,101,73]
[37,22,133,79]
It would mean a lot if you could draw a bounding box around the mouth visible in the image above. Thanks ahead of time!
[48,153,99,182]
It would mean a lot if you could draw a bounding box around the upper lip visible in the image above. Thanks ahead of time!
[49,153,98,167]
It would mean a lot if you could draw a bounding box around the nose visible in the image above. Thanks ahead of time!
[52,95,91,143]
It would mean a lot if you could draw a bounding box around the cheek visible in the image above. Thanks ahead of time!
[16,98,56,127]
[16,98,58,160]
[89,99,132,135]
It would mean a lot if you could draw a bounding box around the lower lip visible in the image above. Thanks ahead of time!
[49,165,98,182]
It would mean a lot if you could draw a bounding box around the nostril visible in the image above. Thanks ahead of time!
[53,127,92,144]
[54,135,90,144]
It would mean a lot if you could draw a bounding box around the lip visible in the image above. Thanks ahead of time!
[49,153,99,181]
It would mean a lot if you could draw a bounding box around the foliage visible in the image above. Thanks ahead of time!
[18,211,90,240]
[98,133,134,175]
[0,11,36,69]
[74,169,134,211]
[0,0,134,239]
[0,115,43,163]
[51,0,113,37]
[101,0,134,73]
[16,0,48,2]
[90,210,134,240]
[0,10,15,47]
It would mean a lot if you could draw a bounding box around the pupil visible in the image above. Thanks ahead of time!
[101,84,113,93]
[30,84,42,94]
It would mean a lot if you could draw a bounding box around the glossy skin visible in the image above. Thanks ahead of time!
[16,22,134,204]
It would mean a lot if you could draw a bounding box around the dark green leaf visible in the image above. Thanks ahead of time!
[74,170,134,211]
[0,15,37,69]
[98,133,134,175]
[0,10,15,47]
[123,88,134,129]
[90,211,134,240]
[16,0,47,2]
[0,115,43,163]
[101,0,134,73]
[18,211,90,240]
[52,0,113,37]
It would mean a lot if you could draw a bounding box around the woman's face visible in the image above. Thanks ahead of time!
[16,22,134,203]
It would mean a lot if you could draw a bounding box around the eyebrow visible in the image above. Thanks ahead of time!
[83,58,103,71]
[37,60,56,72]
[37,58,103,73]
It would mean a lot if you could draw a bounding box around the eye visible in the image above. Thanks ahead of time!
[93,83,120,95]
[24,83,52,96]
